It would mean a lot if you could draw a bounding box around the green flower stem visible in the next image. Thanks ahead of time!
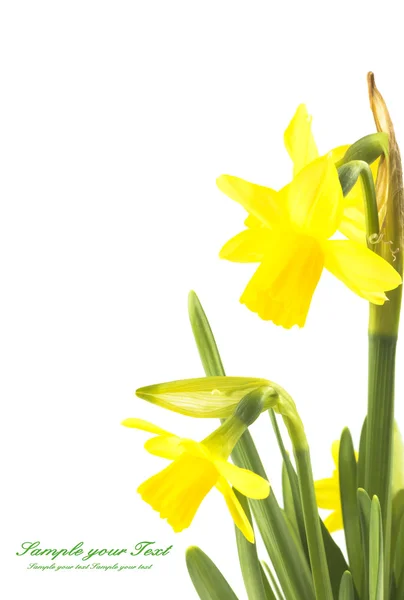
[272,387,333,600]
[366,329,397,593]
[337,160,380,246]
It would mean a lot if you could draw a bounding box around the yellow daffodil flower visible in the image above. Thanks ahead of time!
[314,440,359,533]
[218,154,401,328]
[122,407,270,542]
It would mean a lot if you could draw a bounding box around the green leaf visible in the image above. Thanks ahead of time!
[274,410,348,599]
[369,496,384,600]
[186,546,239,600]
[259,562,279,600]
[188,291,315,600]
[319,519,350,600]
[188,290,226,377]
[357,418,367,490]
[357,488,371,599]
[391,422,404,568]
[282,462,299,538]
[394,509,404,594]
[271,410,309,558]
[261,561,284,600]
[338,571,355,600]
[233,489,271,600]
[339,427,363,595]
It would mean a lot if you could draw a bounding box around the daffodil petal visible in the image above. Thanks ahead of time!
[216,477,254,543]
[329,144,350,164]
[144,435,184,460]
[244,214,263,229]
[216,175,283,228]
[284,104,319,175]
[219,228,270,263]
[314,477,340,510]
[215,460,270,499]
[339,207,367,244]
[331,440,340,468]
[324,510,344,533]
[324,240,402,302]
[121,418,173,436]
[287,155,343,239]
[240,231,324,328]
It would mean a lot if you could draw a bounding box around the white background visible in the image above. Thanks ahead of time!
[1,1,404,599]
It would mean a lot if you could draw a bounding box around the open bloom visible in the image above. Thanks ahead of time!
[314,440,358,533]
[217,154,401,328]
[122,412,270,542]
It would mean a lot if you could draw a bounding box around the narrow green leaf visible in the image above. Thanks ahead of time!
[357,488,372,599]
[273,409,348,599]
[357,418,367,490]
[186,546,239,600]
[271,410,309,558]
[369,497,384,600]
[262,561,284,600]
[188,292,315,600]
[233,489,270,600]
[339,427,363,595]
[232,440,314,600]
[282,462,299,538]
[319,519,350,600]
[338,571,355,600]
[394,510,404,593]
[391,423,404,567]
[188,290,225,377]
[259,562,278,600]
